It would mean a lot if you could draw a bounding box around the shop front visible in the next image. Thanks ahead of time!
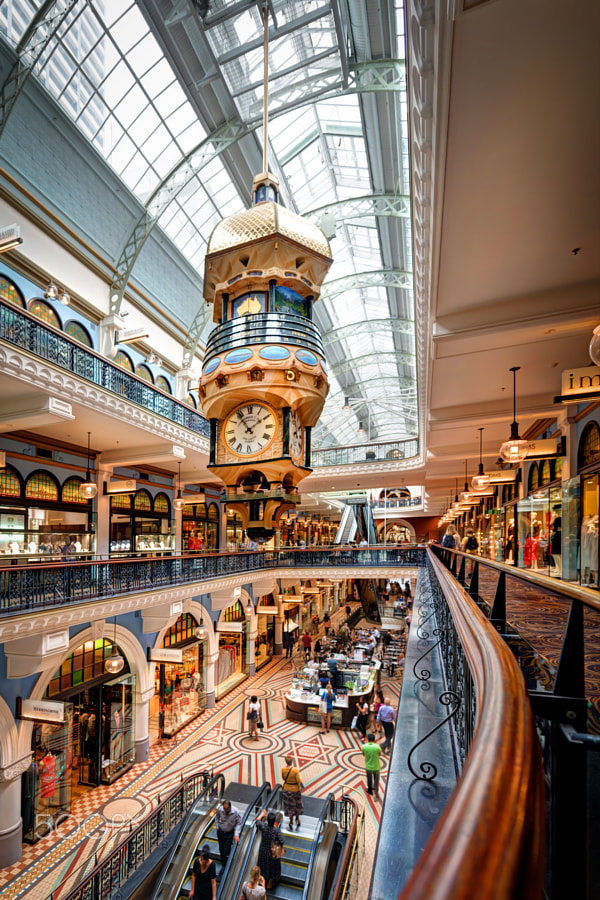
[0,465,94,562]
[255,595,276,669]
[182,501,220,552]
[151,613,207,739]
[110,489,173,555]
[215,601,249,700]
[282,604,300,648]
[226,509,246,549]
[562,421,600,588]
[517,459,562,576]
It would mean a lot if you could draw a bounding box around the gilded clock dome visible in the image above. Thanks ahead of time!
[207,200,332,260]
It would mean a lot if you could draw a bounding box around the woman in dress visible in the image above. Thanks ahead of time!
[256,810,282,890]
[373,689,385,734]
[355,698,369,740]
[240,866,266,899]
[247,695,261,741]
[189,845,216,900]
[281,754,304,830]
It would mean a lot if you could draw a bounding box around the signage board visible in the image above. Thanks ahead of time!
[486,471,518,484]
[148,648,183,664]
[17,698,65,724]
[561,367,600,397]
[105,479,137,494]
[525,439,559,457]
[116,327,149,344]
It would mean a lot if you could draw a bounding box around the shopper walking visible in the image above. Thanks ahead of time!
[323,611,331,636]
[320,683,336,734]
[372,689,385,734]
[301,630,312,661]
[281,755,304,830]
[247,695,261,741]
[354,697,369,740]
[286,631,295,659]
[361,733,382,800]
[377,698,397,754]
[215,800,241,874]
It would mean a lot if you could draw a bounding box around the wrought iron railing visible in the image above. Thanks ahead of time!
[372,497,422,510]
[0,547,426,614]
[203,311,325,360]
[0,299,209,437]
[312,438,419,467]
[44,770,222,900]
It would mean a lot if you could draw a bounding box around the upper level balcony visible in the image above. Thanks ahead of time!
[312,437,419,468]
[203,311,326,361]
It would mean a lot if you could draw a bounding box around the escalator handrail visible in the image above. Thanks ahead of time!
[227,785,283,900]
[302,791,336,900]
[217,782,273,898]
[149,772,226,900]
[328,791,363,900]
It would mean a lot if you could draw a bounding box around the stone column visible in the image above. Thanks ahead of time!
[247,624,257,677]
[134,686,154,763]
[96,462,112,557]
[274,616,283,655]
[0,757,30,867]
[206,650,218,709]
[174,503,183,554]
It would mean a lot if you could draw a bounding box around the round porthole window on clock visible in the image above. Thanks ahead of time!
[259,346,290,360]
[295,349,318,366]
[225,348,253,364]
[203,357,220,374]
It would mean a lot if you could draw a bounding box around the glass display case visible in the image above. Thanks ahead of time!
[562,476,580,583]
[101,673,135,784]
[580,473,599,588]
[516,485,561,574]
[0,530,93,559]
[135,532,174,553]
[23,704,74,843]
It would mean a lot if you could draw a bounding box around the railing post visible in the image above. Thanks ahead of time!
[457,554,466,584]
[490,571,506,632]
[468,561,479,598]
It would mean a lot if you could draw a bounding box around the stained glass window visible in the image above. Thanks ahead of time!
[45,639,121,697]
[62,476,87,504]
[134,490,152,511]
[154,493,170,514]
[135,363,154,383]
[196,503,208,519]
[65,321,92,346]
[186,393,197,408]
[156,375,172,394]
[554,456,562,479]
[540,460,550,485]
[0,275,25,308]
[111,494,132,509]
[26,472,58,501]
[114,350,134,372]
[207,502,219,521]
[528,464,539,493]
[162,613,199,647]
[579,422,600,469]
[223,601,245,623]
[0,466,20,497]
[29,299,61,329]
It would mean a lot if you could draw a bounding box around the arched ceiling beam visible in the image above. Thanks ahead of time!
[319,269,412,303]
[0,0,80,140]
[110,57,406,342]
[322,317,414,346]
[328,351,416,377]
[304,193,410,225]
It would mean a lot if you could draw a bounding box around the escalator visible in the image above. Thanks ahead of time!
[353,501,378,545]
[334,506,357,544]
[150,780,272,900]
[227,788,347,900]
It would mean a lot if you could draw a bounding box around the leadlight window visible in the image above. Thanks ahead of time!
[65,321,92,347]
[162,613,199,647]
[134,489,152,510]
[528,464,539,493]
[45,639,119,697]
[114,350,134,372]
[207,502,219,521]
[0,466,20,497]
[579,422,600,469]
[554,456,562,479]
[0,275,25,308]
[156,375,172,394]
[29,299,61,329]
[135,363,154,383]
[111,493,132,509]
[26,472,58,501]
[540,460,550,485]
[62,477,87,504]
[154,493,170,514]
[186,393,197,408]
[223,601,245,623]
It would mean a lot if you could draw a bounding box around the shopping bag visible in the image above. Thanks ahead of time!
[351,715,358,729]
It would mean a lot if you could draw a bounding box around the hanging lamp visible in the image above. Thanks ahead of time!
[195,598,208,641]
[105,616,125,675]
[173,461,186,511]
[460,459,479,504]
[589,324,600,366]
[80,432,98,500]
[471,428,490,491]
[499,367,529,462]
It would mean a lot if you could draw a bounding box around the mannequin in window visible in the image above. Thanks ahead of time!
[550,515,562,577]
[581,513,599,584]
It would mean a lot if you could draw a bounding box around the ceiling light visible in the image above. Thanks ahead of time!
[174,461,186,511]
[58,290,70,306]
[105,616,125,675]
[342,396,351,411]
[195,599,208,641]
[80,432,98,500]
[44,280,59,300]
[471,427,490,491]
[590,324,600,366]
[499,367,529,462]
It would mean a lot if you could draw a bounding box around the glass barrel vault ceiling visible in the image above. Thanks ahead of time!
[0,0,417,449]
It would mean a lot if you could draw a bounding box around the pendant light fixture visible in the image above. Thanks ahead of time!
[460,459,479,504]
[173,461,186,511]
[245,597,254,617]
[105,616,125,675]
[195,599,208,641]
[471,428,490,491]
[589,324,600,366]
[80,432,98,500]
[44,280,59,300]
[499,366,529,462]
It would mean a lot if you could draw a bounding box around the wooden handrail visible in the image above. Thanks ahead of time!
[399,551,546,900]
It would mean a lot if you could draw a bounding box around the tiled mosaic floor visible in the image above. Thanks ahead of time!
[0,603,401,900]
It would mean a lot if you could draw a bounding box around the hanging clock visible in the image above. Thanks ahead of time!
[289,408,303,459]
[223,402,277,457]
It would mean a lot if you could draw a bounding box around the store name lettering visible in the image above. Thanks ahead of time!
[561,367,600,396]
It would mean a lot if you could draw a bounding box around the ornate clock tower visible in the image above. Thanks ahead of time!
[199,170,332,540]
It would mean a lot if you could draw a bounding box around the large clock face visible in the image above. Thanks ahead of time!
[224,403,277,456]
[290,409,303,459]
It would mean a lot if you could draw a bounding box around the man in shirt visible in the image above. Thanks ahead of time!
[215,799,242,874]
[361,733,382,799]
[301,630,312,660]
[376,698,397,753]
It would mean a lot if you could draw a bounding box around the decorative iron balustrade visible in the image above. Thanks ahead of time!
[372,497,422,510]
[0,299,209,437]
[203,311,325,360]
[0,547,426,614]
[312,438,418,467]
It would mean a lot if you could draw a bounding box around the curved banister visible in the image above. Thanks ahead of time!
[302,792,336,900]
[399,551,546,900]
[329,790,362,900]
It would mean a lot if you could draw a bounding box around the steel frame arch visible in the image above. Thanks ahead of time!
[319,269,412,303]
[321,317,414,346]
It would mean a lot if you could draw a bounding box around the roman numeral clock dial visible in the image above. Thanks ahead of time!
[223,403,277,456]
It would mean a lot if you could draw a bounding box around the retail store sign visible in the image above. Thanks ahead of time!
[216,621,243,633]
[104,479,137,493]
[148,648,183,663]
[17,698,65,724]
[486,471,518,484]
[556,366,600,403]
[525,439,559,457]
[116,326,149,344]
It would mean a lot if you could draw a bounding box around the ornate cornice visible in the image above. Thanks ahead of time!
[0,754,32,783]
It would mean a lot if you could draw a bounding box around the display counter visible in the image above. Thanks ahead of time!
[285,659,380,728]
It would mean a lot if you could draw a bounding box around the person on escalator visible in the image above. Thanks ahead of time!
[256,810,283,890]
[240,866,266,899]
[189,845,216,900]
[215,800,241,875]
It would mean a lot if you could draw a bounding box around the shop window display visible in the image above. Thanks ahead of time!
[517,485,561,575]
[23,704,74,843]
[102,674,136,783]
[562,477,580,584]
[157,614,207,738]
[580,475,599,587]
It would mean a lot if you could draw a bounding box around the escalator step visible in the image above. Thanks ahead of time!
[267,884,305,900]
